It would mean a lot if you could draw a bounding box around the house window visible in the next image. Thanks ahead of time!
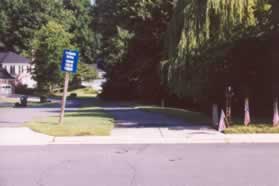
[27,66,32,73]
[10,66,15,75]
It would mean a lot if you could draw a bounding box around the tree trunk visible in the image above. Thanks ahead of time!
[273,97,279,126]
[212,104,218,128]
[244,97,250,126]
[225,97,232,127]
[161,99,165,108]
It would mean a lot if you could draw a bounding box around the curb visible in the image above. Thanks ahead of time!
[2,128,279,145]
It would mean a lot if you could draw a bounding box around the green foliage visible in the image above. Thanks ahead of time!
[32,21,74,93]
[95,0,174,101]
[106,26,134,65]
[163,0,276,101]
[76,63,97,81]
[0,0,98,94]
[63,0,97,64]
[0,0,75,52]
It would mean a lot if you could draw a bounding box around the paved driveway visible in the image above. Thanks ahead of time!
[105,107,203,128]
[0,107,59,127]
[102,106,219,136]
[0,100,79,127]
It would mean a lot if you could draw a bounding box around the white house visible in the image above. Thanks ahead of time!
[0,52,36,92]
[0,67,15,95]
[81,64,107,92]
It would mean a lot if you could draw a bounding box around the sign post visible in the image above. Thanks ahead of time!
[59,72,70,124]
[59,49,79,125]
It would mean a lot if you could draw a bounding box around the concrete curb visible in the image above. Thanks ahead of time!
[2,128,279,145]
[52,134,279,145]
[0,128,54,146]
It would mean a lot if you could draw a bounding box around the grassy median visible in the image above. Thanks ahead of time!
[27,106,114,137]
[27,88,114,137]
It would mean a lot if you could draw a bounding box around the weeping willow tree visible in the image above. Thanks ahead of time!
[163,0,272,101]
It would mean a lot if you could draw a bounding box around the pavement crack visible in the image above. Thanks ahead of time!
[158,128,164,138]
[52,137,56,143]
[126,161,137,186]
[168,157,183,162]
[136,145,150,155]
[115,147,129,154]
[36,158,74,186]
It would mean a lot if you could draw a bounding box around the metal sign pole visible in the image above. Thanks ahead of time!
[59,72,70,125]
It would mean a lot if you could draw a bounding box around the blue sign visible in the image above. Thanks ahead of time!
[61,49,79,73]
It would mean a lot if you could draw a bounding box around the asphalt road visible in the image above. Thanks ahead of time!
[1,144,279,186]
[0,100,79,127]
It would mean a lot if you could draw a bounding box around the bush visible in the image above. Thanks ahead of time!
[40,95,48,103]
[68,93,77,99]
[15,85,35,95]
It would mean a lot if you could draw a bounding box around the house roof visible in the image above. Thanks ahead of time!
[0,67,15,79]
[0,52,30,64]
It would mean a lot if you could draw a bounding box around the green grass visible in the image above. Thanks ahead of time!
[53,87,98,98]
[27,106,114,136]
[137,106,210,125]
[69,87,98,97]
[0,96,17,104]
[225,123,279,134]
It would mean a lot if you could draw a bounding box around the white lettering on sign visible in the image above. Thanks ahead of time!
[66,55,75,60]
[64,67,73,71]
[66,63,73,68]
[65,51,77,56]
[66,60,74,64]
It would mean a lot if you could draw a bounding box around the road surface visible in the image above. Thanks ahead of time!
[1,144,278,186]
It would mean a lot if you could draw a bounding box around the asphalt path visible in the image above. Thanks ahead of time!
[105,107,193,128]
[0,144,279,186]
[0,100,80,127]
[99,103,212,131]
[0,96,212,130]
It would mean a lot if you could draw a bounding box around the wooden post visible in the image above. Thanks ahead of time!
[212,104,218,128]
[273,97,279,126]
[161,99,165,108]
[225,86,233,127]
[59,73,70,125]
[244,97,251,126]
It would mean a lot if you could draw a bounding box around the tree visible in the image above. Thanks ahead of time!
[63,0,97,64]
[31,21,74,93]
[94,0,174,102]
[0,0,75,53]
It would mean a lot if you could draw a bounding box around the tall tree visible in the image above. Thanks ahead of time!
[63,0,97,64]
[94,0,174,101]
[31,21,74,93]
[0,0,74,52]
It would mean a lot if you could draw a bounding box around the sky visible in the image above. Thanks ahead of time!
[91,0,95,5]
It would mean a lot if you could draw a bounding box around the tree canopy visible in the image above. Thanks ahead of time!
[94,0,174,101]
[0,0,98,93]
[162,0,279,110]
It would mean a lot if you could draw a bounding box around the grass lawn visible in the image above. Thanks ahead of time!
[27,89,114,137]
[225,122,279,134]
[27,106,114,136]
[137,106,210,125]
[53,87,98,98]
[0,96,17,104]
